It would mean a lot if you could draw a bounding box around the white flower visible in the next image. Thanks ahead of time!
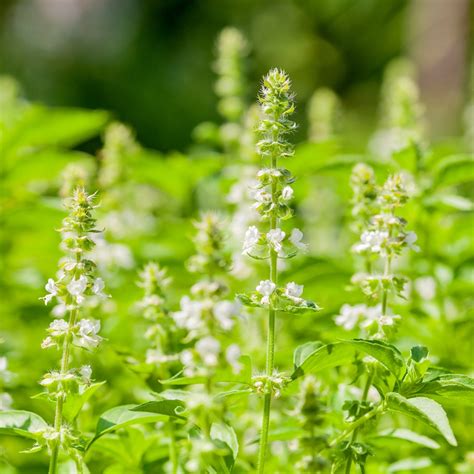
[0,393,13,411]
[52,303,68,318]
[196,337,221,367]
[335,304,368,331]
[354,230,388,254]
[225,344,242,373]
[359,305,382,329]
[213,300,239,331]
[40,370,75,386]
[172,297,203,331]
[180,349,195,367]
[267,228,285,254]
[289,228,307,251]
[75,319,102,349]
[92,278,108,298]
[41,337,55,349]
[0,357,7,374]
[48,319,69,337]
[258,168,281,179]
[67,275,88,304]
[379,314,400,327]
[281,186,294,201]
[284,282,304,303]
[415,276,436,300]
[227,182,246,204]
[79,365,92,382]
[42,278,58,305]
[253,189,272,206]
[404,231,420,252]
[242,226,260,255]
[256,280,276,305]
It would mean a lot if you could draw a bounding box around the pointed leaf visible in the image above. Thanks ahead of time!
[63,381,106,422]
[291,342,354,380]
[386,393,457,446]
[416,374,474,406]
[131,400,185,419]
[347,339,405,378]
[90,405,168,447]
[210,422,239,460]
[371,428,440,449]
[293,341,324,369]
[0,410,48,439]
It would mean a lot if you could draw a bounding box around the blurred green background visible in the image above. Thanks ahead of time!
[0,1,473,472]
[1,0,472,152]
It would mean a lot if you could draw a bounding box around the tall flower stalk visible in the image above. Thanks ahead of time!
[173,212,241,472]
[334,168,418,472]
[136,262,180,474]
[239,69,318,472]
[40,188,107,474]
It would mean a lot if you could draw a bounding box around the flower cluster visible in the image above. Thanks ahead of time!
[336,167,418,339]
[352,173,418,261]
[173,213,241,375]
[241,279,318,313]
[59,162,93,199]
[41,189,109,312]
[335,303,400,338]
[243,225,306,258]
[135,262,179,369]
[214,27,248,125]
[39,187,106,462]
[239,72,317,314]
[307,87,341,142]
[252,372,290,399]
[97,122,157,241]
[292,376,329,472]
[369,58,425,159]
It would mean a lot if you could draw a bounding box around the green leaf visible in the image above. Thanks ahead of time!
[160,375,207,386]
[293,341,324,369]
[423,194,474,212]
[346,339,405,378]
[291,342,354,380]
[2,105,108,162]
[388,457,432,472]
[410,346,429,363]
[291,339,405,380]
[210,422,239,460]
[0,410,48,439]
[416,374,474,407]
[386,393,457,446]
[63,382,106,422]
[236,294,263,309]
[371,428,440,449]
[433,154,474,188]
[91,405,168,445]
[131,399,185,419]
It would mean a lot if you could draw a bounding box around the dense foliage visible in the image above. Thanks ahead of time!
[0,26,473,474]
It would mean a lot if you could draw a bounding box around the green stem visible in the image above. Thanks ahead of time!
[329,402,383,449]
[48,308,78,474]
[342,372,375,474]
[169,422,178,474]
[257,155,278,474]
[381,255,391,316]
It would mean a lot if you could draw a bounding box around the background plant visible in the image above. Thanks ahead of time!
[0,15,473,474]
